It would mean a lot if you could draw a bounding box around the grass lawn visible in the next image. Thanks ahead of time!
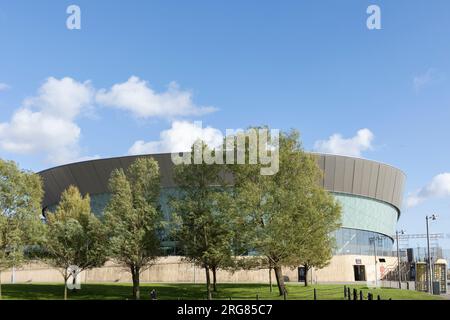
[0,283,442,300]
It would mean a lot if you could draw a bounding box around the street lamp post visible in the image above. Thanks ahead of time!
[370,236,381,287]
[396,230,405,289]
[374,239,378,287]
[426,214,437,294]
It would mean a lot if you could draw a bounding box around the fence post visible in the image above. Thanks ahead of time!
[360,290,363,300]
[347,287,351,300]
[344,285,347,298]
[353,288,357,300]
[314,288,317,300]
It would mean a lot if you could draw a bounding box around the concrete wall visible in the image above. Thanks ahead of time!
[0,255,399,285]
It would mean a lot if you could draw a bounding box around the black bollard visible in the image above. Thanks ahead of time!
[314,288,317,300]
[368,293,372,300]
[360,291,363,300]
[344,285,347,298]
[353,288,357,300]
[347,287,351,300]
[377,295,381,300]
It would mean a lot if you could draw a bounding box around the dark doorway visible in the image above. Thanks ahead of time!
[298,267,306,282]
[353,265,366,281]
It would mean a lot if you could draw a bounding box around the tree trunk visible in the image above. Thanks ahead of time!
[205,266,212,300]
[64,275,68,300]
[269,267,273,293]
[304,266,309,287]
[212,266,217,292]
[131,267,141,300]
[273,265,286,296]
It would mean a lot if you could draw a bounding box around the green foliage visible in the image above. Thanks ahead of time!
[43,185,108,299]
[0,158,43,272]
[44,186,108,273]
[104,157,162,299]
[170,142,236,298]
[229,129,342,295]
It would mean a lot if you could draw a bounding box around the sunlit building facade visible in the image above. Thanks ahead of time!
[35,153,405,283]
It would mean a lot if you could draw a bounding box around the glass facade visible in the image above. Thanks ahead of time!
[333,193,398,237]
[331,193,397,256]
[332,228,394,256]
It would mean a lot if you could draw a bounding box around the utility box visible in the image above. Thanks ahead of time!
[433,259,448,294]
[415,262,428,292]
[432,282,441,295]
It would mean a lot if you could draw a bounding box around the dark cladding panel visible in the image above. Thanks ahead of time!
[359,159,372,196]
[117,156,137,172]
[393,170,406,210]
[352,158,364,195]
[48,166,76,194]
[316,154,325,188]
[376,165,388,199]
[333,156,346,192]
[382,166,396,204]
[323,155,336,191]
[39,153,406,213]
[41,172,60,208]
[93,158,124,184]
[368,162,380,198]
[67,162,104,196]
[154,154,176,188]
[91,158,122,194]
[343,157,355,193]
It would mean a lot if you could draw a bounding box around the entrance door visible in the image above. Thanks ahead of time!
[353,265,366,281]
[298,267,306,282]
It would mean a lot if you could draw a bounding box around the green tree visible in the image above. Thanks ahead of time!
[44,185,108,300]
[300,237,334,286]
[0,159,43,299]
[295,189,340,286]
[171,142,236,299]
[104,157,162,300]
[229,129,341,296]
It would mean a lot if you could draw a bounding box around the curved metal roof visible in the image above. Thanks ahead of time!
[38,153,406,213]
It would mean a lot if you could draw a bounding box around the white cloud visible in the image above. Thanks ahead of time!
[128,121,223,155]
[406,173,450,207]
[313,128,374,157]
[0,83,10,91]
[23,77,94,120]
[413,68,441,91]
[1,76,215,165]
[0,77,95,165]
[96,76,216,119]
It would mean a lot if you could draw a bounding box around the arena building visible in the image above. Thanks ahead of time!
[4,153,406,284]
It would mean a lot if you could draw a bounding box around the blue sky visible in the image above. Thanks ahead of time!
[1,0,450,247]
